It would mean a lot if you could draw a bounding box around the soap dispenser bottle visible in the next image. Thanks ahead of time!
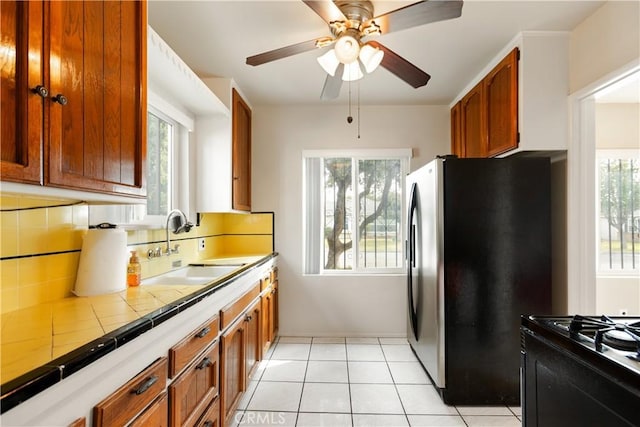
[127,250,141,287]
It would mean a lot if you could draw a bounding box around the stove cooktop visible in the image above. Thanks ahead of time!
[526,315,640,378]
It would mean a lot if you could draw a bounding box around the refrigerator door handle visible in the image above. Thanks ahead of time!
[407,183,419,340]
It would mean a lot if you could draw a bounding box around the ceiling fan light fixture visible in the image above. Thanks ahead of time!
[317,49,340,76]
[359,43,384,73]
[342,61,363,81]
[334,34,360,64]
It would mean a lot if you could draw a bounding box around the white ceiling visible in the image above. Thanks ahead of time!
[148,0,605,107]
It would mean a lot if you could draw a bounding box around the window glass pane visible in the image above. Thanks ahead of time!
[358,159,403,269]
[598,158,640,272]
[147,112,172,216]
[323,158,354,270]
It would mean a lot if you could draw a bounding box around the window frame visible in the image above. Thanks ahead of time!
[146,106,177,223]
[303,149,411,276]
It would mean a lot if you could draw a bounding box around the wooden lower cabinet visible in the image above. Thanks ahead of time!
[169,340,219,427]
[220,316,246,427]
[130,393,168,427]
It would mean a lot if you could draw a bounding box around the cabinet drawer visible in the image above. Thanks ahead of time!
[220,282,260,330]
[93,357,167,427]
[130,392,168,427]
[169,315,219,378]
[169,340,219,427]
[195,396,220,427]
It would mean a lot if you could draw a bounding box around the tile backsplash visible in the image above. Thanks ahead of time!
[0,194,273,314]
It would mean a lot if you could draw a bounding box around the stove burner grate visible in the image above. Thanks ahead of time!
[569,315,640,360]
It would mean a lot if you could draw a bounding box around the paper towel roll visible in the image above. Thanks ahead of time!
[74,228,128,296]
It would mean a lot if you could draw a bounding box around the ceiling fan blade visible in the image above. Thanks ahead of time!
[320,64,344,100]
[302,0,346,24]
[247,39,321,66]
[370,1,463,36]
[368,41,430,88]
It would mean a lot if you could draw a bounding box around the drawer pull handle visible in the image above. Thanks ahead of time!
[245,314,252,322]
[195,326,211,338]
[196,357,212,370]
[204,421,213,427]
[132,375,158,395]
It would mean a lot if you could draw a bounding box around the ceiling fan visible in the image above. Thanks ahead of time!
[246,0,463,100]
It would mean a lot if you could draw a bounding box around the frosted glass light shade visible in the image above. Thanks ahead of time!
[342,61,363,81]
[317,49,340,76]
[359,44,384,73]
[334,35,360,64]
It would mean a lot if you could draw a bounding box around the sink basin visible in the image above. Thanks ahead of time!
[142,265,240,286]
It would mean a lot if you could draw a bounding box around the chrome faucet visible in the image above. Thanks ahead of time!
[165,209,193,256]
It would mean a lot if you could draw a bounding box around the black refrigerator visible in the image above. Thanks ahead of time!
[406,156,552,405]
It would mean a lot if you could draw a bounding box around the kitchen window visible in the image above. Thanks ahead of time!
[597,150,640,273]
[303,149,410,275]
[146,109,174,217]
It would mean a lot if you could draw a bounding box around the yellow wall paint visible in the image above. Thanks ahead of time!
[0,194,274,314]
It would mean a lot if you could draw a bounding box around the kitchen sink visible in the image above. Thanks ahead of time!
[142,265,241,286]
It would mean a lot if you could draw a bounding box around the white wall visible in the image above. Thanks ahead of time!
[569,1,640,93]
[596,103,640,149]
[252,105,449,336]
[566,1,640,313]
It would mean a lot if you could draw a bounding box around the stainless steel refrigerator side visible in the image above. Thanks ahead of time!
[406,159,446,389]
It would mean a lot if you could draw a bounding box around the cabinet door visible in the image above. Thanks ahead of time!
[261,290,273,355]
[245,299,262,381]
[272,280,279,339]
[220,316,246,427]
[47,0,146,197]
[450,101,463,158]
[485,48,519,157]
[0,0,44,184]
[169,341,219,427]
[232,88,251,211]
[460,80,486,158]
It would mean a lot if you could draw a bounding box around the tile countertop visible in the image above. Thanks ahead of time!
[0,253,274,413]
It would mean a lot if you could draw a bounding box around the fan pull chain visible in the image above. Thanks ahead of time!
[347,78,353,124]
[357,80,361,139]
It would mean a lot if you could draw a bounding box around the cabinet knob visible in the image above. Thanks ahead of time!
[245,314,253,322]
[30,85,49,98]
[203,421,213,427]
[51,94,68,105]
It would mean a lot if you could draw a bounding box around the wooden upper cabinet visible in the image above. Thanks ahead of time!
[485,48,519,157]
[460,80,486,158]
[453,47,519,158]
[0,1,44,184]
[232,88,251,211]
[450,101,463,158]
[46,0,146,197]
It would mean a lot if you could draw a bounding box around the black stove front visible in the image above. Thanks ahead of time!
[521,315,640,427]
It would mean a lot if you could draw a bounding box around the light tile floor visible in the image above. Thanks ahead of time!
[232,337,522,427]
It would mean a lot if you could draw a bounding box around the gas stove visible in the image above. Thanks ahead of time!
[544,315,640,373]
[521,315,640,427]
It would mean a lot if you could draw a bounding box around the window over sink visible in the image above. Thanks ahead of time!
[303,149,410,275]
